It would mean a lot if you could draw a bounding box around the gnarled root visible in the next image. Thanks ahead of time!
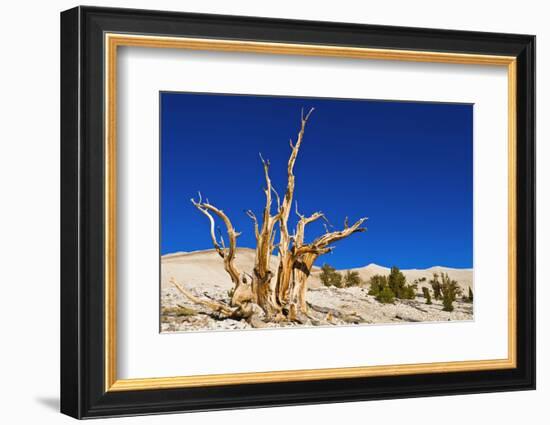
[170,278,271,329]
[247,314,269,328]
[170,278,235,317]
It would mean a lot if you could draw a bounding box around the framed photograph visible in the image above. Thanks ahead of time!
[60,6,535,419]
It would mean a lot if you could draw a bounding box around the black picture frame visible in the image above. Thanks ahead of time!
[61,5,535,419]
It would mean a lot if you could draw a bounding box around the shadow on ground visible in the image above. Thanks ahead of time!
[35,396,59,412]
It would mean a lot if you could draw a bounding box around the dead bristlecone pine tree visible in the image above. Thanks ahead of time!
[170,109,367,327]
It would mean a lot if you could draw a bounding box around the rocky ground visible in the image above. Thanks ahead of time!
[160,284,474,333]
[160,248,473,333]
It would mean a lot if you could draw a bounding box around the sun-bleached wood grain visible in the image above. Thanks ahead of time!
[172,110,367,326]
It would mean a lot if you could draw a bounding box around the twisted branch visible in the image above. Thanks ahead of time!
[191,195,241,286]
[170,278,235,316]
[295,217,367,257]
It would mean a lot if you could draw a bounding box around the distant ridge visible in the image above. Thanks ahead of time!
[162,249,471,271]
[161,251,188,259]
[347,263,473,294]
[161,248,473,293]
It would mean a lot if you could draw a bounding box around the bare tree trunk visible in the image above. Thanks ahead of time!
[174,109,367,325]
[275,108,315,307]
[289,217,367,319]
[190,194,241,286]
[186,195,255,313]
[249,155,283,319]
[287,253,316,321]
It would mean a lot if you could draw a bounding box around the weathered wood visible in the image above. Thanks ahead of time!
[170,278,235,316]
[275,109,315,308]
[182,110,367,323]
[190,195,242,289]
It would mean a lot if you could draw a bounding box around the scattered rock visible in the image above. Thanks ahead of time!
[160,283,473,333]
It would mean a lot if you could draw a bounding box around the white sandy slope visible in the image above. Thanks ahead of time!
[161,248,473,294]
[161,248,322,292]
[339,264,474,295]
[161,249,473,332]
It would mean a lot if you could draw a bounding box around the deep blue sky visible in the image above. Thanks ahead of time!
[161,92,473,269]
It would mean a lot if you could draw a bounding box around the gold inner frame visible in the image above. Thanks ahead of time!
[104,33,517,392]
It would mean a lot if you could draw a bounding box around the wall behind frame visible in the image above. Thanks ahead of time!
[0,1,544,425]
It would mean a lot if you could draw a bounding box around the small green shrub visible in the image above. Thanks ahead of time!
[388,266,406,297]
[422,287,432,304]
[462,287,474,303]
[430,273,442,300]
[343,270,363,287]
[369,268,417,302]
[442,294,454,311]
[368,274,387,296]
[441,273,461,312]
[320,263,343,287]
[332,272,344,288]
[400,283,418,300]
[383,266,417,299]
[376,285,395,304]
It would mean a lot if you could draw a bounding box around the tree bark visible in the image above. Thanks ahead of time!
[288,217,367,318]
[175,109,367,324]
[275,108,315,307]
[189,195,257,309]
[250,155,283,319]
